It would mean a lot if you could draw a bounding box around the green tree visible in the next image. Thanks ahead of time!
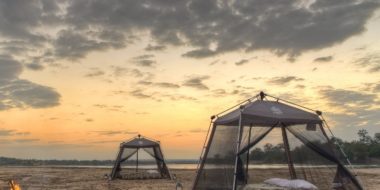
[358,129,372,145]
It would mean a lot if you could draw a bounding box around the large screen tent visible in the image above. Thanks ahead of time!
[193,92,364,190]
[110,134,172,180]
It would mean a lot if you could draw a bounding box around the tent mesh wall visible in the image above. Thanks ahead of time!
[143,147,171,178]
[116,147,161,179]
[286,124,361,189]
[195,125,239,190]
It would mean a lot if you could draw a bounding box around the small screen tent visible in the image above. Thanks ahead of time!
[193,92,363,190]
[110,135,172,180]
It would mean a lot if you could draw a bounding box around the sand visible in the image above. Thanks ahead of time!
[0,167,378,190]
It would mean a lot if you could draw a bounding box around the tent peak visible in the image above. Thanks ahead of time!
[259,91,266,100]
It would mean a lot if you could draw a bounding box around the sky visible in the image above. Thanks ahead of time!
[0,0,379,160]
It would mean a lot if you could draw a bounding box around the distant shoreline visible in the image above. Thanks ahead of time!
[0,156,198,166]
[1,157,379,168]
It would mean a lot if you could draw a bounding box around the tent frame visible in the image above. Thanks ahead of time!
[192,91,361,190]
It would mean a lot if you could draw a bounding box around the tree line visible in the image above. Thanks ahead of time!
[247,129,380,164]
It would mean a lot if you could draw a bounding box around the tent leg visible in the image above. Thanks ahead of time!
[245,125,252,184]
[192,123,217,190]
[136,148,139,172]
[281,125,297,179]
[111,147,123,179]
[233,111,244,190]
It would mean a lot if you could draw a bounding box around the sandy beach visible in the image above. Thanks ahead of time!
[0,167,379,190]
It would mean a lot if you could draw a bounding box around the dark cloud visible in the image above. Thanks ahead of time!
[374,83,380,92]
[189,128,207,133]
[85,118,94,122]
[0,129,15,136]
[353,53,380,73]
[130,89,152,99]
[0,0,50,43]
[138,80,180,88]
[212,89,227,96]
[314,56,333,63]
[0,0,378,62]
[145,44,166,51]
[92,130,137,136]
[0,56,22,80]
[84,68,105,78]
[93,104,124,112]
[0,129,31,136]
[317,86,380,138]
[131,54,156,67]
[53,29,125,60]
[0,57,60,110]
[25,63,44,71]
[318,86,378,110]
[235,59,249,66]
[14,138,39,143]
[182,49,216,59]
[183,75,210,90]
[209,59,219,66]
[156,82,180,88]
[159,94,197,101]
[267,76,304,85]
[6,80,61,108]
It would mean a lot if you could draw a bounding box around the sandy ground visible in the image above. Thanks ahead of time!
[0,167,378,190]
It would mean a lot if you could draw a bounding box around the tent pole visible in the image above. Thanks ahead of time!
[136,148,139,172]
[233,107,245,190]
[245,125,252,184]
[192,122,217,190]
[281,125,297,179]
[110,147,124,179]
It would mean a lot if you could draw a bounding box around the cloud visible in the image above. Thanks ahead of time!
[131,54,157,67]
[267,76,304,85]
[138,80,180,89]
[84,68,105,78]
[145,44,166,51]
[189,128,207,133]
[0,57,61,110]
[353,53,380,72]
[235,59,249,66]
[14,138,39,143]
[318,86,378,111]
[85,118,94,122]
[183,75,210,90]
[156,82,180,88]
[0,129,15,136]
[317,86,380,138]
[25,63,44,71]
[0,56,22,80]
[314,56,333,63]
[53,29,125,60]
[374,83,380,92]
[0,129,31,136]
[130,89,152,99]
[92,130,137,136]
[159,94,197,101]
[182,49,216,59]
[0,0,378,63]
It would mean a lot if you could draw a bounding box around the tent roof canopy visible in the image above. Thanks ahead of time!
[121,134,160,148]
[214,93,322,126]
